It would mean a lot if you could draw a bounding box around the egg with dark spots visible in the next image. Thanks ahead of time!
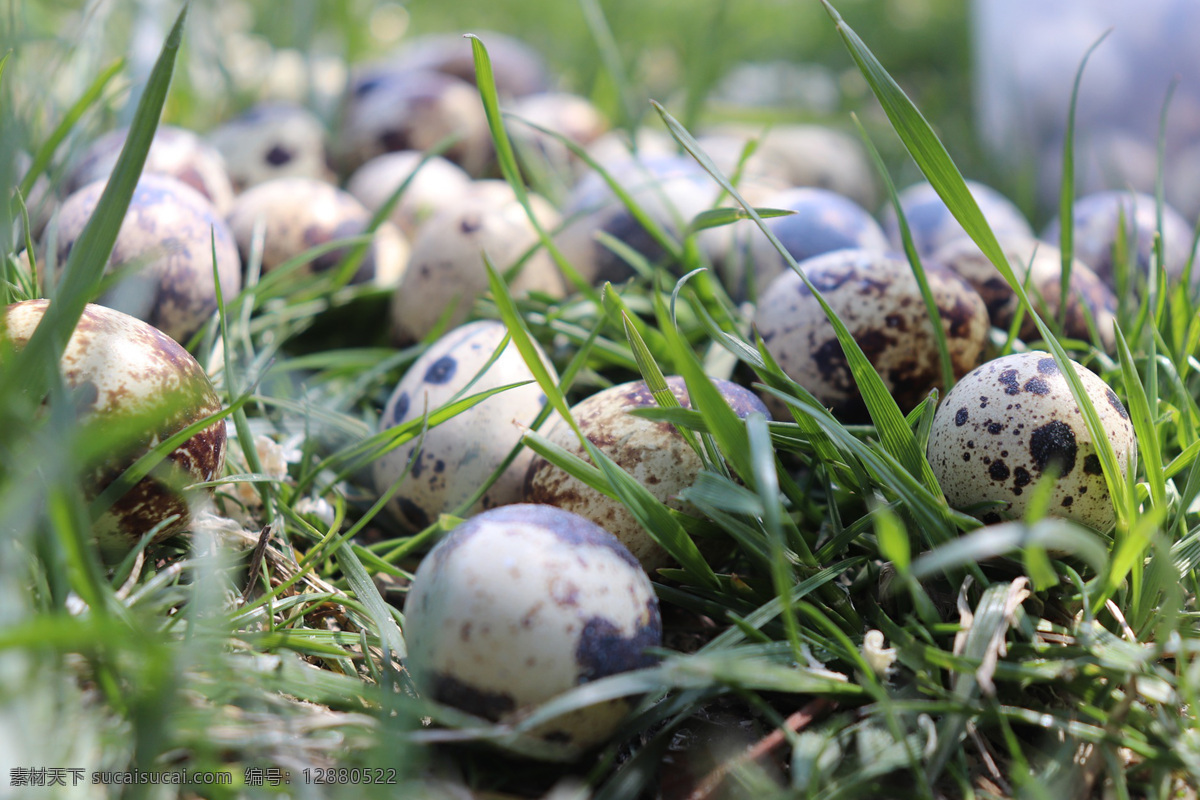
[389,181,564,344]
[373,320,557,532]
[49,174,242,344]
[928,235,1117,350]
[880,180,1033,258]
[525,375,769,572]
[404,504,660,751]
[4,301,226,558]
[225,177,409,287]
[336,67,492,176]
[207,103,334,192]
[753,249,989,422]
[927,352,1136,532]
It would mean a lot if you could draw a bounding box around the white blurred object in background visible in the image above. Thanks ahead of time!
[973,0,1200,219]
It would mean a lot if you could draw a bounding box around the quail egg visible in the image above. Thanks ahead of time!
[373,320,556,532]
[65,125,236,215]
[345,151,474,239]
[926,352,1136,532]
[225,177,409,287]
[404,503,661,750]
[49,174,242,343]
[525,375,769,572]
[207,102,335,192]
[505,92,610,181]
[336,68,492,176]
[754,248,989,421]
[700,123,879,210]
[4,300,226,557]
[880,180,1033,258]
[1041,190,1195,288]
[554,155,722,285]
[929,234,1117,349]
[389,30,550,97]
[390,181,563,345]
[726,186,889,300]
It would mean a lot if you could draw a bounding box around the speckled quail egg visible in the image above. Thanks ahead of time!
[390,181,564,345]
[700,123,879,210]
[344,151,473,240]
[65,125,236,215]
[583,128,679,170]
[725,186,889,300]
[207,102,334,192]
[880,180,1033,259]
[505,92,610,180]
[926,352,1136,532]
[389,31,551,98]
[753,248,989,422]
[404,503,661,750]
[49,174,242,343]
[336,68,492,176]
[929,234,1117,349]
[525,375,769,572]
[554,155,723,285]
[4,300,226,557]
[373,320,556,532]
[225,177,409,287]
[1041,190,1195,288]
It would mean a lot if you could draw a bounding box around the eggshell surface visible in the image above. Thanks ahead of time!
[404,504,661,749]
[754,249,989,421]
[525,376,769,572]
[926,352,1136,532]
[373,320,555,531]
[4,301,226,556]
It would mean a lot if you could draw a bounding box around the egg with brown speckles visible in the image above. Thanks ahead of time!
[525,375,769,572]
[345,151,473,239]
[926,352,1136,532]
[929,235,1117,350]
[225,177,409,287]
[754,249,989,422]
[4,301,226,557]
[50,174,242,344]
[404,504,660,751]
[373,320,557,532]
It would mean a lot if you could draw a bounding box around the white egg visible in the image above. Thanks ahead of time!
[373,320,556,531]
[404,504,661,750]
[926,352,1137,532]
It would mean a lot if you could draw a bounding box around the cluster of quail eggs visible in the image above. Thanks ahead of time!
[15,14,1182,762]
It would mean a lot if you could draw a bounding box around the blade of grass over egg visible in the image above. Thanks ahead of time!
[651,99,947,508]
[8,5,185,412]
[1057,31,1110,330]
[484,257,719,588]
[467,34,598,303]
[853,114,955,394]
[1115,325,1164,512]
[818,0,1132,539]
